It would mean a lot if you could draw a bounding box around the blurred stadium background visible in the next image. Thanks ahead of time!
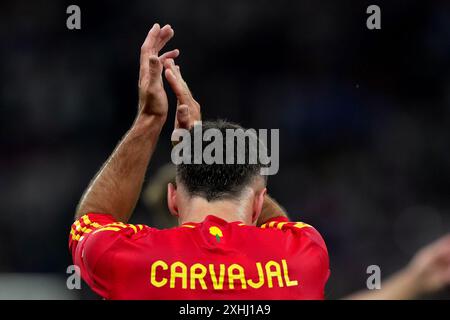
[0,0,449,299]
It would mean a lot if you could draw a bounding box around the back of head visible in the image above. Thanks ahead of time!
[176,120,268,202]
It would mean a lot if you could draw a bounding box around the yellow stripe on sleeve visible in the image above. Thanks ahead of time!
[92,227,122,233]
[293,222,312,229]
[277,222,287,230]
[82,215,92,226]
[71,215,148,243]
[128,224,137,233]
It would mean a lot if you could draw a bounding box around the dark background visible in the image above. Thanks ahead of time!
[0,0,449,298]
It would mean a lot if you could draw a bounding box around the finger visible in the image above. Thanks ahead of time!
[172,63,183,80]
[176,104,190,129]
[445,267,450,283]
[163,58,175,71]
[140,23,161,82]
[164,65,185,99]
[141,23,160,61]
[155,24,174,53]
[164,66,182,108]
[172,64,192,97]
[148,55,162,86]
[430,234,450,253]
[164,60,192,104]
[159,49,179,63]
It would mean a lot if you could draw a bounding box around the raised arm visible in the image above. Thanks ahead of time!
[162,59,287,227]
[256,194,289,226]
[75,23,179,222]
[345,234,450,299]
[163,58,201,132]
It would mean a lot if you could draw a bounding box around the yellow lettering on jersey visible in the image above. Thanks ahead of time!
[190,263,207,290]
[282,259,298,287]
[247,262,265,289]
[265,260,284,288]
[150,260,168,287]
[150,259,298,291]
[209,264,225,290]
[228,264,247,289]
[170,261,187,289]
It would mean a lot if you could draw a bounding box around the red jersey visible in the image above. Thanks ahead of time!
[69,213,330,299]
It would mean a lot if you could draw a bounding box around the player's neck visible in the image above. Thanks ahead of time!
[179,197,252,225]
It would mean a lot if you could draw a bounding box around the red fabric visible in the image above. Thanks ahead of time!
[69,214,330,300]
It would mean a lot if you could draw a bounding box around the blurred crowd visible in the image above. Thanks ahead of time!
[0,0,449,298]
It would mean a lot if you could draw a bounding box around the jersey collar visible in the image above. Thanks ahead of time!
[182,214,244,227]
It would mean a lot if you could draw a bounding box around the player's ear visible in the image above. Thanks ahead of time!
[167,182,179,217]
[252,187,267,224]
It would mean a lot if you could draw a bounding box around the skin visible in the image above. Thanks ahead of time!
[76,24,448,299]
[346,234,450,299]
[167,177,268,226]
[75,23,287,226]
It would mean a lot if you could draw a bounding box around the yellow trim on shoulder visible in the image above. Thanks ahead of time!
[294,222,312,229]
[71,228,91,241]
[71,234,80,241]
[104,222,127,228]
[82,215,92,226]
[71,215,147,242]
[92,226,122,233]
[277,222,287,229]
[259,220,313,230]
[91,222,102,228]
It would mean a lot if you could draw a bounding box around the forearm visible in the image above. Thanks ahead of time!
[75,116,165,222]
[344,268,422,300]
[257,194,289,226]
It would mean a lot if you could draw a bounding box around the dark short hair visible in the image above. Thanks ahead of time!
[176,120,267,201]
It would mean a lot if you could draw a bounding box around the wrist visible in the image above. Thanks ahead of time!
[132,114,166,135]
[258,195,288,225]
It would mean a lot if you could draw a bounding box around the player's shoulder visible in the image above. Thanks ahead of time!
[70,213,155,248]
[258,217,328,253]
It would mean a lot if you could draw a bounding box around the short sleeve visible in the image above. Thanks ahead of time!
[260,216,330,298]
[260,217,328,253]
[68,213,146,298]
